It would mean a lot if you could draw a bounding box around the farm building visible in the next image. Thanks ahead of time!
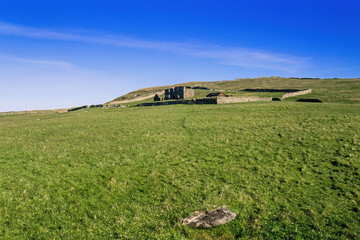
[164,86,194,100]
[206,92,227,98]
[154,94,161,101]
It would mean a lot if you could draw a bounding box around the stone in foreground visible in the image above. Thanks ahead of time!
[182,206,236,229]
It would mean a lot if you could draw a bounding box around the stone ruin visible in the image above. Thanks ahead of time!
[164,86,194,100]
[154,94,161,101]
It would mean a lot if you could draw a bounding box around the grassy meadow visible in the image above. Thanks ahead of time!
[1,99,360,239]
[1,78,360,239]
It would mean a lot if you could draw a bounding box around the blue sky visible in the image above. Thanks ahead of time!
[0,0,359,112]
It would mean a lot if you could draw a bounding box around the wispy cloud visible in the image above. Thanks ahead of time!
[184,46,309,72]
[0,22,309,72]
[10,57,73,68]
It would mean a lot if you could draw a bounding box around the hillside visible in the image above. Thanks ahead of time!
[108,77,360,105]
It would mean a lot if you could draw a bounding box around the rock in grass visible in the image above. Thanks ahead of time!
[182,206,236,229]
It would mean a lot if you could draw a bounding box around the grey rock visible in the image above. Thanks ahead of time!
[182,206,236,229]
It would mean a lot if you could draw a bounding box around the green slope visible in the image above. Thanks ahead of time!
[109,77,360,105]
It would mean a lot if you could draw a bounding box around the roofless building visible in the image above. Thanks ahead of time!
[164,86,194,100]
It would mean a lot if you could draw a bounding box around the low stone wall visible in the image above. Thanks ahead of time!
[137,98,217,107]
[141,99,196,107]
[89,104,103,108]
[137,96,274,107]
[216,96,272,104]
[135,89,312,107]
[281,89,312,99]
[68,105,88,112]
[104,104,125,108]
[243,88,301,92]
[68,104,104,112]
[194,98,217,104]
[137,100,191,107]
[0,110,63,115]
[192,86,210,90]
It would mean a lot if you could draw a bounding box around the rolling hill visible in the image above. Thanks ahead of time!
[107,77,360,105]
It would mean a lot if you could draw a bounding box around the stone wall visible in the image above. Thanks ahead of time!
[184,88,195,98]
[68,105,88,112]
[134,88,312,107]
[104,104,125,108]
[192,86,209,90]
[281,89,312,99]
[137,100,193,107]
[137,96,275,107]
[89,104,103,108]
[216,96,272,104]
[243,88,301,92]
[67,104,104,112]
[137,98,217,107]
[193,98,216,104]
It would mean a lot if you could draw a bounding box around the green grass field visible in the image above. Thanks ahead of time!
[1,78,360,239]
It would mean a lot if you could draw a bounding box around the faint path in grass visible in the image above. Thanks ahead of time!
[179,108,195,148]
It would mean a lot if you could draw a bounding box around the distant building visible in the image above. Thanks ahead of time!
[206,92,227,98]
[164,86,194,100]
[154,94,161,101]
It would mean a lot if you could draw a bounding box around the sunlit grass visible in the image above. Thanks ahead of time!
[0,102,359,239]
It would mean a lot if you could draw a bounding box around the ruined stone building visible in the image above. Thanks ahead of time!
[164,86,194,100]
[154,94,161,101]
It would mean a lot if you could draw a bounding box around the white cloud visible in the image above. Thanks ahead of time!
[184,46,309,72]
[0,21,310,72]
[10,57,73,68]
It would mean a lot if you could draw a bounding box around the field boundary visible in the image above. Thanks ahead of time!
[281,89,312,99]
